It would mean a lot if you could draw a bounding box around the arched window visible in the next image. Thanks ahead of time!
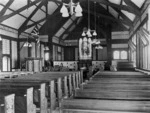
[113,51,119,59]
[121,51,127,59]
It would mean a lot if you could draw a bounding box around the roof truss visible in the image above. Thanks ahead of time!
[0,0,14,17]
[0,0,41,23]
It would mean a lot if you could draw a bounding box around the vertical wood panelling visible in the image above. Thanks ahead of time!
[41,44,44,66]
[20,42,28,67]
[31,42,35,57]
[11,41,17,69]
[75,48,78,61]
[92,47,96,60]
[0,41,2,71]
[64,47,75,61]
[2,39,10,54]
[62,48,64,61]
[37,43,40,58]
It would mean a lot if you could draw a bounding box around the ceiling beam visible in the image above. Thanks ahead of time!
[0,0,14,17]
[79,0,140,16]
[84,7,132,28]
[124,0,141,13]
[112,7,133,27]
[59,18,81,40]
[18,0,47,35]
[0,0,41,23]
[23,17,46,31]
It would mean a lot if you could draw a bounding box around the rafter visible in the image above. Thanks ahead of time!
[0,0,41,23]
[59,18,80,40]
[79,0,140,16]
[84,7,132,28]
[111,7,133,27]
[18,0,47,35]
[23,18,46,31]
[0,0,14,17]
[124,0,140,13]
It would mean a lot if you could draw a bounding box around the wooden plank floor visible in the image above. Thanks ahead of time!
[61,71,150,113]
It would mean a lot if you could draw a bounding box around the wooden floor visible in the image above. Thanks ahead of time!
[61,71,150,113]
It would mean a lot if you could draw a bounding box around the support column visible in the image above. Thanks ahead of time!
[48,35,53,60]
[136,33,140,68]
[17,35,20,69]
[105,24,112,67]
[147,6,150,69]
[0,39,2,71]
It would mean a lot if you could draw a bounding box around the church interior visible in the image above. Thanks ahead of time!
[1,0,150,113]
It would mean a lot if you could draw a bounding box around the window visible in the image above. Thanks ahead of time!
[113,51,119,59]
[121,51,127,59]
[113,50,127,60]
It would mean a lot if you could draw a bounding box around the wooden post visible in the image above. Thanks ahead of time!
[57,78,62,105]
[50,80,56,112]
[63,76,68,98]
[27,87,36,113]
[4,94,15,113]
[78,71,81,86]
[80,69,84,84]
[40,83,48,113]
[106,24,112,67]
[68,75,72,96]
[147,6,150,69]
[0,40,2,71]
[75,73,79,89]
[72,74,76,93]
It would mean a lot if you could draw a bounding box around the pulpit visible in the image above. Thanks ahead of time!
[25,57,42,72]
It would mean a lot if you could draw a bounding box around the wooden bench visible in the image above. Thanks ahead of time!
[1,71,80,113]
[0,94,15,113]
[0,87,36,113]
[61,99,150,113]
[0,71,34,79]
[61,71,150,113]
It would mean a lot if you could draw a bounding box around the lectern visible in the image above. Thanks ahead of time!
[25,57,42,72]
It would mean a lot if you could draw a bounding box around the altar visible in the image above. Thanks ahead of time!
[25,57,42,72]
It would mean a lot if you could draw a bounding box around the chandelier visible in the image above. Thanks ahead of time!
[95,45,103,49]
[60,0,83,17]
[81,1,101,46]
[23,35,32,47]
[81,0,97,38]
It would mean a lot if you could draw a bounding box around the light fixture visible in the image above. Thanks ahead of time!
[60,0,82,17]
[23,36,32,47]
[81,1,97,38]
[23,42,32,47]
[95,45,103,49]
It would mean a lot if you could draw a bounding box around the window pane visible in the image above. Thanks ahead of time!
[121,51,127,59]
[113,51,120,59]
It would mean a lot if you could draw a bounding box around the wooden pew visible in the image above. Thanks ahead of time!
[92,71,149,78]
[61,71,150,113]
[0,87,36,113]
[2,71,80,113]
[75,89,150,100]
[0,81,47,113]
[0,71,34,78]
[0,94,15,113]
[1,71,81,113]
[61,99,150,113]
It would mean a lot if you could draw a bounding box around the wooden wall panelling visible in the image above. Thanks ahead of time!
[11,41,18,69]
[0,40,2,71]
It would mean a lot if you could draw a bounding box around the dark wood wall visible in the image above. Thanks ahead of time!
[64,46,75,61]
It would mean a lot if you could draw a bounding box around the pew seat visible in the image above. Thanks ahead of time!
[61,99,150,112]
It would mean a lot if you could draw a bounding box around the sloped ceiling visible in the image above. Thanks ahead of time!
[0,0,148,41]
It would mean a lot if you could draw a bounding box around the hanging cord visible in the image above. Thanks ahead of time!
[94,2,96,31]
[88,0,90,30]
